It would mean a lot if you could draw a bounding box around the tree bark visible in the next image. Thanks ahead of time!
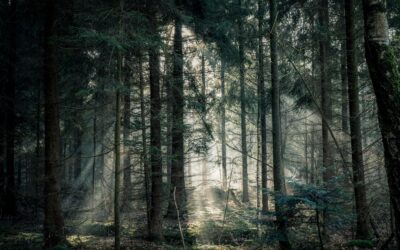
[139,55,151,233]
[43,0,65,246]
[318,0,334,237]
[258,0,268,212]
[220,59,227,190]
[122,69,131,209]
[114,1,124,248]
[361,0,400,245]
[344,0,371,240]
[147,0,163,241]
[201,54,208,189]
[238,0,249,203]
[114,88,121,250]
[4,0,17,217]
[340,41,349,133]
[270,0,291,248]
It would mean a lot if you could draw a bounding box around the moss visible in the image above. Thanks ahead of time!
[382,45,400,96]
[0,232,42,249]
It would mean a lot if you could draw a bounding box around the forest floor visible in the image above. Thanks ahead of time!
[0,187,273,250]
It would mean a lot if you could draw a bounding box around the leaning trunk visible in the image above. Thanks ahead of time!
[361,0,400,245]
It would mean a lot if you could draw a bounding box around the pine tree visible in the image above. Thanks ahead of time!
[43,0,65,246]
[344,0,370,240]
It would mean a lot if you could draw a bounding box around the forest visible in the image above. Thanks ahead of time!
[0,0,400,249]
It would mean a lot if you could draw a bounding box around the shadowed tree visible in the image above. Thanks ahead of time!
[3,0,17,217]
[361,0,400,245]
[147,0,164,241]
[344,0,370,240]
[238,0,249,203]
[258,0,268,213]
[270,0,291,248]
[43,0,65,247]
[166,3,186,218]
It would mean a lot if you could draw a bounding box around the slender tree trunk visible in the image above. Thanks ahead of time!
[34,82,41,217]
[122,71,131,209]
[166,64,172,192]
[201,54,208,189]
[92,98,96,220]
[361,0,400,245]
[139,55,151,233]
[43,0,65,246]
[238,0,249,203]
[148,0,163,240]
[166,16,186,219]
[258,0,268,212]
[4,0,17,217]
[304,121,308,184]
[114,88,121,250]
[73,128,82,183]
[344,0,371,240]
[270,0,291,248]
[341,41,349,134]
[220,59,227,190]
[0,19,5,213]
[310,125,315,185]
[114,1,124,248]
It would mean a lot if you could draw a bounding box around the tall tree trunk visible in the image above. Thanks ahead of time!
[166,16,186,219]
[318,0,334,237]
[166,61,172,192]
[270,0,291,248]
[4,0,17,217]
[139,55,151,233]
[34,81,41,217]
[114,89,121,250]
[147,0,163,240]
[114,1,124,249]
[361,0,400,245]
[201,54,208,189]
[220,59,227,190]
[340,41,349,133]
[238,0,249,203]
[114,87,122,249]
[43,0,65,246]
[258,0,268,212]
[344,0,371,240]
[122,72,131,209]
[92,96,96,219]
[0,1,5,210]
